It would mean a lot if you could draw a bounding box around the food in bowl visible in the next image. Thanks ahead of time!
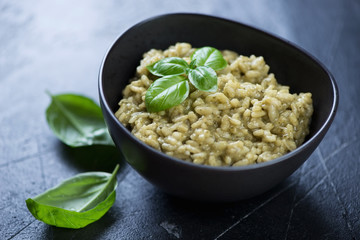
[115,43,313,167]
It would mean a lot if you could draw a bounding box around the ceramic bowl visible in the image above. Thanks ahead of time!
[99,13,338,201]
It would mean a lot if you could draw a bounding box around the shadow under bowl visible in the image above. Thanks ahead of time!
[99,13,338,202]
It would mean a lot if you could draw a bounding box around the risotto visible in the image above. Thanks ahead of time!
[115,43,313,167]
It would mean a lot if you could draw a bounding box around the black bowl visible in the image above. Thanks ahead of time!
[99,13,338,201]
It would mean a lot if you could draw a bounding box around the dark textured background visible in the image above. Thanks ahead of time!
[1,0,359,239]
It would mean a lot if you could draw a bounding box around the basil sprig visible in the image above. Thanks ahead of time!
[146,46,227,112]
[26,164,119,229]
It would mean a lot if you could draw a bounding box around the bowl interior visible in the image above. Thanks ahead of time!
[101,13,337,144]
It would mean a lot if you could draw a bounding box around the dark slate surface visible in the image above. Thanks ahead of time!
[1,0,359,239]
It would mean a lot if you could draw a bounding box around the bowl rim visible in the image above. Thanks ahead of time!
[99,12,339,172]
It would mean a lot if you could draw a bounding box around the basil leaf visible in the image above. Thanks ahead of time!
[145,75,189,112]
[188,66,218,92]
[25,165,119,229]
[191,47,227,71]
[189,59,196,69]
[147,57,189,76]
[46,93,114,147]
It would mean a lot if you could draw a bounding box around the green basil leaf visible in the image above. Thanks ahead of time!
[147,57,189,76]
[26,165,119,229]
[189,59,196,69]
[46,93,114,147]
[145,75,189,112]
[188,66,218,92]
[191,47,227,71]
